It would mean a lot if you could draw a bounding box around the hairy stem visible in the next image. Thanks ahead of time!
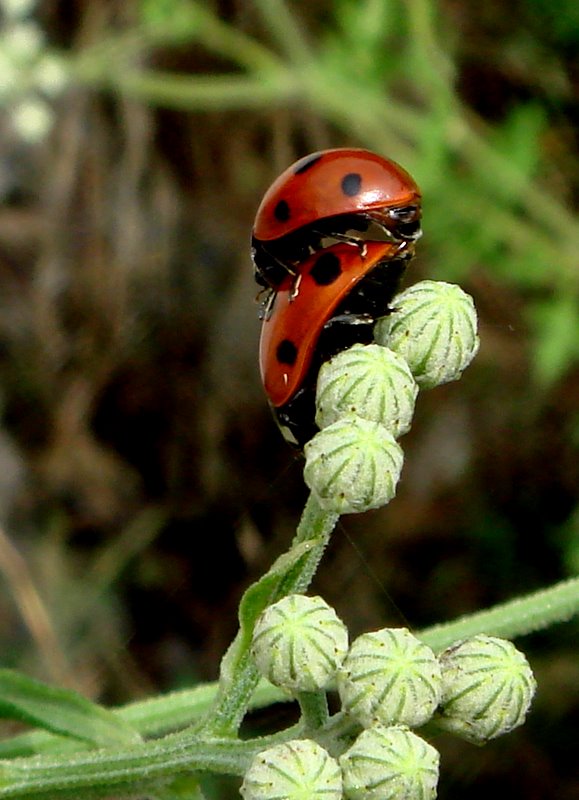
[419,576,579,651]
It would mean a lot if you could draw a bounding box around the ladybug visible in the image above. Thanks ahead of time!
[252,148,421,290]
[259,239,416,447]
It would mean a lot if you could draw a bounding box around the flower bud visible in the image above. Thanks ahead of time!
[340,725,440,800]
[303,415,404,515]
[374,281,479,389]
[241,739,342,800]
[315,344,418,439]
[438,635,537,744]
[338,628,441,729]
[251,594,348,693]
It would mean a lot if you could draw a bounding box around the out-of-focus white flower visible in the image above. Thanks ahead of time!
[1,0,37,22]
[10,96,53,142]
[0,3,67,144]
[33,54,67,96]
[4,21,43,61]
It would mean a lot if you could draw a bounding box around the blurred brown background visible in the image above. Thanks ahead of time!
[0,1,577,797]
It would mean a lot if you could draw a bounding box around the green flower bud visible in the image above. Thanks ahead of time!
[338,628,441,729]
[303,415,404,514]
[241,739,342,800]
[315,344,418,439]
[340,725,440,800]
[375,281,479,389]
[438,635,537,744]
[251,594,349,692]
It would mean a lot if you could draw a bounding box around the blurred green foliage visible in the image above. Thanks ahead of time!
[122,0,579,388]
[0,1,577,797]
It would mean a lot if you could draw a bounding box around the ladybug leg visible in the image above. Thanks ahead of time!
[274,388,317,449]
[289,273,303,302]
[324,312,375,330]
[252,244,298,288]
[316,312,376,364]
[313,230,369,256]
[257,288,277,321]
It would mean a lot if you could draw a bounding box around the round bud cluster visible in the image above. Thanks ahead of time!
[241,739,342,800]
[338,628,441,729]
[241,627,536,800]
[375,281,479,390]
[304,280,479,514]
[251,594,349,693]
[437,634,537,744]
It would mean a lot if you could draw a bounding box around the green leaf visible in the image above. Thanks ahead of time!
[219,540,317,689]
[200,495,337,736]
[0,670,141,747]
[0,679,289,759]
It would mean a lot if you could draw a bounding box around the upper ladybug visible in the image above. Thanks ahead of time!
[251,148,421,289]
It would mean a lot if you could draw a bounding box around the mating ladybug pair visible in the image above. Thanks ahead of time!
[252,148,422,447]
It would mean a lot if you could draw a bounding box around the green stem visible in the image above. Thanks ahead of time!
[0,679,290,759]
[177,1,284,72]
[293,493,339,547]
[418,576,579,652]
[253,0,313,64]
[297,691,329,731]
[0,725,304,800]
[76,2,281,74]
[112,70,297,111]
[201,493,338,737]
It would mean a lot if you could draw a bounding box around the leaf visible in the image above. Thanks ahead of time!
[219,540,317,688]
[0,670,141,747]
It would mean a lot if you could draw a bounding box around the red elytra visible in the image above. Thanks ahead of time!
[260,240,401,408]
[253,148,420,244]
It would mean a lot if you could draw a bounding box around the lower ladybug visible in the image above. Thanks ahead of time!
[251,148,421,290]
[259,239,416,447]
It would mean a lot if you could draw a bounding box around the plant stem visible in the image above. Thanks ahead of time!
[0,725,303,800]
[253,0,313,64]
[297,691,329,732]
[114,71,297,111]
[293,493,339,545]
[418,576,579,652]
[0,679,290,759]
[201,494,339,737]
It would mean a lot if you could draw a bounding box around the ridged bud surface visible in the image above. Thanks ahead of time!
[340,725,440,800]
[375,281,479,389]
[438,635,536,744]
[241,739,342,800]
[338,628,441,728]
[315,344,418,439]
[304,415,404,514]
[251,594,348,692]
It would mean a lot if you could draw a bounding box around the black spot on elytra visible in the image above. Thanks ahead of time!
[310,251,342,285]
[294,153,323,174]
[274,200,290,222]
[341,172,362,197]
[277,339,298,365]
